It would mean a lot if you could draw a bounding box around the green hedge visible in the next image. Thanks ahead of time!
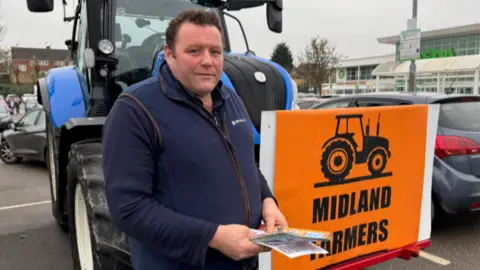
[0,74,10,84]
[0,84,34,96]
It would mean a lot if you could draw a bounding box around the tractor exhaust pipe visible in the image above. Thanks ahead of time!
[376,113,381,137]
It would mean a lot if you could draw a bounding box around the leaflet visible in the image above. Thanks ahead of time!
[250,226,331,259]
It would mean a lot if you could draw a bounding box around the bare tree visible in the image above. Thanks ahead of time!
[0,0,6,54]
[296,36,342,91]
[0,0,10,75]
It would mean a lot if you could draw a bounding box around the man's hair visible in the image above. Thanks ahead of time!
[166,9,223,51]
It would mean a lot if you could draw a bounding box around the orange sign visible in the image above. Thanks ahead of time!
[265,104,435,269]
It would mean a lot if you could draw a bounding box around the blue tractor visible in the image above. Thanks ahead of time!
[26,0,297,268]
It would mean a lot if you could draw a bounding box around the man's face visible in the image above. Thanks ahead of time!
[165,22,223,97]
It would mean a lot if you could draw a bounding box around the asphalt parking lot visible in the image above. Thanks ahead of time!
[1,158,479,269]
[0,160,73,270]
[0,110,479,269]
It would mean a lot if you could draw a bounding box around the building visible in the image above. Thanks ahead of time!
[325,23,480,95]
[9,46,73,84]
[327,54,396,95]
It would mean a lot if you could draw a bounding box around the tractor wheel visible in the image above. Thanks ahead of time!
[66,139,132,270]
[321,140,354,183]
[367,148,388,177]
[46,115,69,233]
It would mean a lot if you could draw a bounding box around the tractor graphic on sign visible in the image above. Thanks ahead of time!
[320,113,391,183]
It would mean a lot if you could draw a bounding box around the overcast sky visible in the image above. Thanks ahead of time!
[1,0,479,62]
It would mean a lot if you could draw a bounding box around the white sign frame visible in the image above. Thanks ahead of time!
[258,105,439,269]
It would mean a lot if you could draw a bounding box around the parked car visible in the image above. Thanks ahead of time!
[311,92,480,223]
[5,94,18,102]
[0,103,12,132]
[25,95,40,112]
[0,108,46,164]
[22,93,33,103]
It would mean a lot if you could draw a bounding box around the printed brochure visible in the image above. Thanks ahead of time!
[250,226,331,258]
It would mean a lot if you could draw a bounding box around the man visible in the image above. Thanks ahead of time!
[102,9,288,270]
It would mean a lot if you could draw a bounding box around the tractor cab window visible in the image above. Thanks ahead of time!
[76,0,88,73]
[112,0,223,87]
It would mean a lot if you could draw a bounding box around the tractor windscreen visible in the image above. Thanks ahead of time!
[112,0,224,86]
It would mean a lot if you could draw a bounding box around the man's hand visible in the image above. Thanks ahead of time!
[262,198,288,233]
[208,224,266,261]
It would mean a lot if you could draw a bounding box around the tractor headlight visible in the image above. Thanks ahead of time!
[98,39,115,55]
[290,78,300,110]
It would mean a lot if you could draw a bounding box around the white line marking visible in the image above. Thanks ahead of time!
[0,200,51,211]
[419,251,451,266]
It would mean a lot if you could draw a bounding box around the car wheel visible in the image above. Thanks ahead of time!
[0,140,22,164]
[431,198,435,223]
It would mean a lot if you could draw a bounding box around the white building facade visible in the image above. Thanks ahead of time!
[324,23,480,95]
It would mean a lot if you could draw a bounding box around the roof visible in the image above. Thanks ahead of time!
[377,23,480,45]
[10,47,71,61]
[370,61,400,75]
[337,54,395,68]
[372,55,480,76]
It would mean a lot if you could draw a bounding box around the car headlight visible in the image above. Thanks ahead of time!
[290,78,300,110]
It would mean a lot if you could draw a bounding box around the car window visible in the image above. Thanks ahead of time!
[37,111,46,128]
[297,101,314,109]
[18,110,40,127]
[313,100,351,109]
[0,105,7,113]
[353,99,397,107]
[439,101,480,132]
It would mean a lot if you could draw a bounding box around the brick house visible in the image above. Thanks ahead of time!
[10,46,74,84]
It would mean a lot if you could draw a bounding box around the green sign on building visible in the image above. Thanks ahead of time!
[421,48,455,59]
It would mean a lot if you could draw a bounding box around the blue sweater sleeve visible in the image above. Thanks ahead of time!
[258,168,278,205]
[102,96,219,267]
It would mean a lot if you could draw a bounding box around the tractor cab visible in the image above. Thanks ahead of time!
[333,114,365,150]
[27,0,290,123]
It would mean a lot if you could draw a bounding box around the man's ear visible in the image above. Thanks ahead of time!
[164,44,176,61]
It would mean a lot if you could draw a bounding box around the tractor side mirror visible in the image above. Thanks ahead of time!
[266,0,283,33]
[26,0,54,12]
[84,48,96,69]
[220,0,282,33]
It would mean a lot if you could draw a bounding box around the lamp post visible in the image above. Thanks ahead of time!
[407,0,418,92]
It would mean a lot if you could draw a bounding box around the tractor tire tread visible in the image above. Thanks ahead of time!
[46,115,68,232]
[67,139,131,270]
